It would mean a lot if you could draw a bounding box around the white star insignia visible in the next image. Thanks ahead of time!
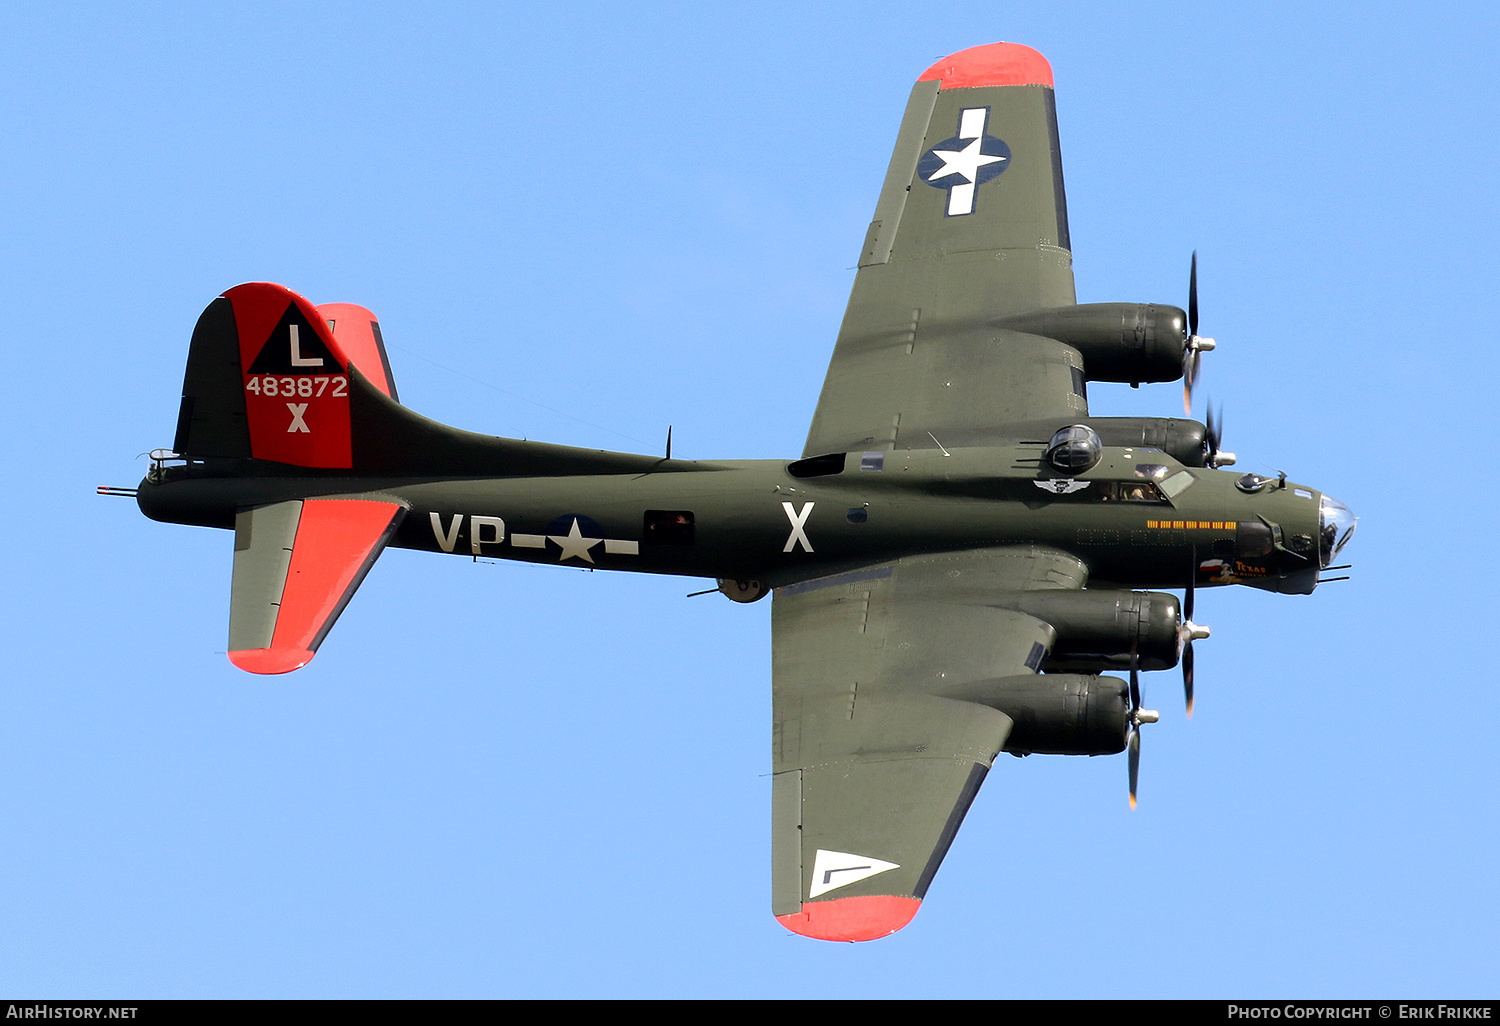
[925,136,1007,186]
[549,517,603,563]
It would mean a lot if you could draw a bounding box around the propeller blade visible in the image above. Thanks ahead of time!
[1183,643,1195,718]
[1126,641,1149,807]
[1182,352,1199,416]
[1183,547,1197,717]
[1181,252,1215,417]
[1184,548,1196,625]
[1124,638,1161,805]
[1188,251,1199,339]
[1128,728,1140,810]
[1129,639,1141,710]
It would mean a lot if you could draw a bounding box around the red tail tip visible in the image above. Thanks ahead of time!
[229,648,315,674]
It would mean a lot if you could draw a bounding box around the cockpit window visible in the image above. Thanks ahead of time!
[1159,470,1196,499]
[1033,479,1165,503]
[1098,480,1165,502]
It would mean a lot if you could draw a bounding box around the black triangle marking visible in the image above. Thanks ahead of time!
[247,303,345,375]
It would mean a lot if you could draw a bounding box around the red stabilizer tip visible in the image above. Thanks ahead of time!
[317,303,396,399]
[229,648,315,675]
[918,42,1053,89]
[776,896,921,942]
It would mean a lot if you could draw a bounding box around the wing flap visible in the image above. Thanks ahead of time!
[228,497,407,674]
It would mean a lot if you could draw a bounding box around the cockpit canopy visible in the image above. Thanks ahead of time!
[1045,424,1103,474]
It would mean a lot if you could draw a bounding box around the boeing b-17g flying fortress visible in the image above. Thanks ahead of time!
[112,42,1356,942]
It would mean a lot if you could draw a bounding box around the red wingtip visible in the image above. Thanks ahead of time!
[229,648,315,674]
[918,42,1054,89]
[775,896,921,942]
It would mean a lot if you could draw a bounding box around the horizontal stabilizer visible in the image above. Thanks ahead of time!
[228,497,408,674]
[317,302,399,401]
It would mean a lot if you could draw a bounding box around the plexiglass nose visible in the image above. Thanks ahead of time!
[1318,494,1356,567]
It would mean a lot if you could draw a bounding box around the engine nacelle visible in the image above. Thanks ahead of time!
[1086,416,1208,467]
[994,589,1182,673]
[995,303,1187,384]
[946,674,1130,755]
[992,416,1210,466]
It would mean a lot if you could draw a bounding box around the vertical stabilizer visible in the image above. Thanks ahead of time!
[174,282,368,468]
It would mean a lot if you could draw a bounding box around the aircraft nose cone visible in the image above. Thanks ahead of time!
[1318,493,1356,567]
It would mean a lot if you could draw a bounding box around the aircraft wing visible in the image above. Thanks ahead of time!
[771,545,1087,940]
[804,42,1082,456]
[228,496,408,673]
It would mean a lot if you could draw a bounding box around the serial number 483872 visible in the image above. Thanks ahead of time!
[245,375,348,398]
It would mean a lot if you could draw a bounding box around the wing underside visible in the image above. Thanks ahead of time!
[805,42,1082,457]
[771,546,1089,941]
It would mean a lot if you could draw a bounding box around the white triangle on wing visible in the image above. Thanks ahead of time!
[809,848,901,898]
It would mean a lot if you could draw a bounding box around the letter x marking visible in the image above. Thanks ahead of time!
[782,501,814,553]
[286,402,310,433]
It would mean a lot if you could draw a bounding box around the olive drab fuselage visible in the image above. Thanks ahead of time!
[138,442,1326,595]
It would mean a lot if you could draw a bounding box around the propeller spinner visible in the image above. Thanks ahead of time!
[1204,403,1236,468]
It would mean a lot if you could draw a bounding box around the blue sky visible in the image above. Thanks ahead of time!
[3,1,1497,998]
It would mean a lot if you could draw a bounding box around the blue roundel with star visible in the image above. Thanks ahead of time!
[917,106,1012,216]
